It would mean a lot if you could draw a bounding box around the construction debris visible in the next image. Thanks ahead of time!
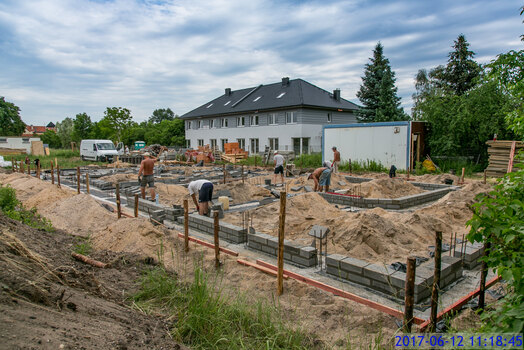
[486,140,524,177]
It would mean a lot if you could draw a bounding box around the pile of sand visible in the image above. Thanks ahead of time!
[413,173,459,185]
[155,183,196,209]
[40,194,115,237]
[0,173,75,210]
[214,181,272,204]
[350,178,425,198]
[99,173,137,184]
[91,218,164,257]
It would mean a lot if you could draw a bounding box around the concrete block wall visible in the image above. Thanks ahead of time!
[453,242,484,269]
[247,232,317,267]
[326,254,462,302]
[177,213,247,244]
[125,195,184,222]
[319,186,456,210]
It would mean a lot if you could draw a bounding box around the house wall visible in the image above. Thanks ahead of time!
[322,122,411,170]
[185,108,357,154]
[0,137,41,154]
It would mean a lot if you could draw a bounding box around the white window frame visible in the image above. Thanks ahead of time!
[277,92,286,99]
[237,116,245,127]
[249,138,259,154]
[237,138,246,150]
[197,139,204,147]
[185,139,191,148]
[268,113,277,125]
[327,113,332,123]
[250,115,259,126]
[0,138,7,143]
[22,138,30,143]
[221,118,228,128]
[197,120,201,129]
[285,112,297,124]
[221,139,228,151]
[210,139,217,150]
[269,138,279,151]
[210,119,215,128]
[187,121,192,130]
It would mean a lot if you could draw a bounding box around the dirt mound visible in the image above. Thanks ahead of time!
[155,183,197,209]
[91,218,164,257]
[98,173,137,184]
[412,173,459,185]
[352,178,425,198]
[215,181,272,204]
[40,194,115,237]
[0,173,75,209]
[0,213,184,349]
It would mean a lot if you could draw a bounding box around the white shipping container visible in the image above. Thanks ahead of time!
[323,122,412,171]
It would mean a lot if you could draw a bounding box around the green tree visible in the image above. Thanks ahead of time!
[103,107,133,142]
[149,108,175,124]
[72,113,92,142]
[443,34,482,95]
[0,97,25,136]
[89,118,113,140]
[485,49,524,140]
[55,117,74,149]
[356,43,407,122]
[40,130,62,148]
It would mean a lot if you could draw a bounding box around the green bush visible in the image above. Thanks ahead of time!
[338,159,388,173]
[0,184,19,212]
[292,153,322,168]
[467,154,524,333]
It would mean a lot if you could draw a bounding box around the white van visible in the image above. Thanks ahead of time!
[80,139,120,162]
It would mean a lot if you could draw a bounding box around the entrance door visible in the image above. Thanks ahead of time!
[250,138,259,154]
[293,138,300,155]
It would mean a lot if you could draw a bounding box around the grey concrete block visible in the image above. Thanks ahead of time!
[304,186,313,192]
[290,255,314,267]
[291,186,302,191]
[389,271,407,289]
[261,245,276,255]
[326,254,345,268]
[346,273,372,286]
[363,264,394,283]
[327,266,345,278]
[339,257,369,275]
[300,246,316,258]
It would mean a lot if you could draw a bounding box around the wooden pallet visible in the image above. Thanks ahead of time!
[485,140,523,177]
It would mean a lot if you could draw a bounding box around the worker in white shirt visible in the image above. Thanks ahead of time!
[273,151,285,186]
[188,179,214,215]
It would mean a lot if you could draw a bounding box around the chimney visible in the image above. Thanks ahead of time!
[282,77,290,86]
[333,89,340,101]
[225,88,231,96]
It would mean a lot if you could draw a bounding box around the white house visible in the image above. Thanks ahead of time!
[180,77,359,155]
[0,136,41,154]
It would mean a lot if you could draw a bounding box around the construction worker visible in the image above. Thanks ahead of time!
[332,146,340,173]
[308,166,332,192]
[188,179,214,215]
[273,151,285,186]
[138,152,157,200]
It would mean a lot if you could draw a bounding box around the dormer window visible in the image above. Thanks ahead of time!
[276,92,286,99]
[253,96,261,102]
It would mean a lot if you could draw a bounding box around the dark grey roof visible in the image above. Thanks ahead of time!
[180,78,359,119]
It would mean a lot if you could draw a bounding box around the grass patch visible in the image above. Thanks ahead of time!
[8,148,105,169]
[132,266,318,349]
[0,184,54,232]
[73,236,92,255]
[292,153,322,168]
[338,159,389,173]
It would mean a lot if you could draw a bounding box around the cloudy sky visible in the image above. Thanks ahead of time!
[0,0,522,125]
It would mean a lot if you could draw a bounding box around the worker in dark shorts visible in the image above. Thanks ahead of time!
[308,166,332,192]
[273,151,285,186]
[138,152,157,200]
[188,179,214,215]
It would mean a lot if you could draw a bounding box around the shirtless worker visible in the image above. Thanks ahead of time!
[138,152,157,200]
[332,146,340,173]
[308,166,332,192]
[188,179,214,216]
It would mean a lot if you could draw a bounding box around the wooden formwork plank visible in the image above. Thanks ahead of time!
[255,259,425,324]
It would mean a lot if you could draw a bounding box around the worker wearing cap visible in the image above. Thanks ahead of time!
[308,166,331,192]
[188,179,213,215]
[138,152,157,200]
[273,151,285,186]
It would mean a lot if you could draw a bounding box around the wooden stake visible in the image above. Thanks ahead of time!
[54,157,58,168]
[85,173,90,194]
[460,167,465,184]
[214,211,220,268]
[277,191,287,296]
[242,165,244,184]
[483,169,487,184]
[115,183,121,219]
[134,194,139,218]
[449,232,453,256]
[403,257,416,333]
[51,161,55,184]
[27,162,30,175]
[478,242,490,310]
[429,231,442,332]
[11,157,15,171]
[183,199,189,252]
[57,165,61,187]
[76,167,81,194]
[20,161,24,174]
[37,163,40,179]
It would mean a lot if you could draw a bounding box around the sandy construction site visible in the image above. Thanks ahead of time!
[0,164,495,348]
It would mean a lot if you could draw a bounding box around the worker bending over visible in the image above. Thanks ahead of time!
[188,179,214,216]
[138,152,157,200]
[308,166,332,192]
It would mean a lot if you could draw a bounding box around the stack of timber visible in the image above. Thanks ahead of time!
[486,140,524,177]
[0,148,26,155]
[222,142,248,163]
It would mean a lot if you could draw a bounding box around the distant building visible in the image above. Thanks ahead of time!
[0,136,41,154]
[22,123,56,137]
[180,77,359,155]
